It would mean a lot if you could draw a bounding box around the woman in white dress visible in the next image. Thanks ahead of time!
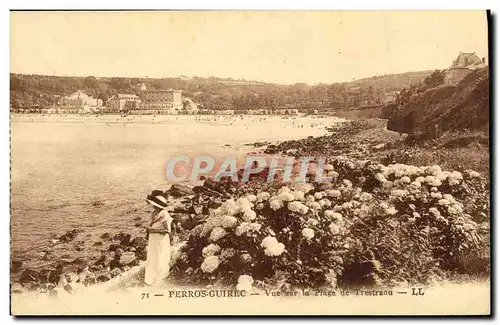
[144,191,174,286]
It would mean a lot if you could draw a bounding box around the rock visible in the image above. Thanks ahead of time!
[130,237,147,250]
[110,268,123,278]
[136,249,147,261]
[192,205,203,215]
[119,252,137,266]
[59,229,81,243]
[19,269,40,284]
[134,222,143,227]
[100,232,111,240]
[97,274,111,282]
[11,282,23,294]
[11,260,23,273]
[94,241,103,246]
[134,216,142,221]
[108,244,119,252]
[113,232,131,246]
[169,183,194,197]
[373,143,385,149]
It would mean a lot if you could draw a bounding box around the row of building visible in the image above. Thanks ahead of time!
[56,85,198,114]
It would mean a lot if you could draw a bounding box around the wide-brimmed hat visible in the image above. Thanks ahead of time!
[146,190,170,209]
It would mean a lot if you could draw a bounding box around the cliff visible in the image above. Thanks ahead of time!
[387,67,489,141]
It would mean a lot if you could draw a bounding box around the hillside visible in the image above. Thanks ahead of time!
[349,70,434,91]
[386,67,490,141]
[10,69,435,111]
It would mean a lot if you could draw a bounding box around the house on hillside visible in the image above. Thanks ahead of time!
[444,52,486,84]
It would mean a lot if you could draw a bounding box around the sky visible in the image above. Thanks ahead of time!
[10,10,489,85]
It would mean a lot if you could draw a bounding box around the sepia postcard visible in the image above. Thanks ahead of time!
[9,10,491,316]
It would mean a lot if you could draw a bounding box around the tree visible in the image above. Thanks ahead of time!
[84,76,99,89]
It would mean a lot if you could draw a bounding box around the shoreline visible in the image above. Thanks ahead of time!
[10,117,490,300]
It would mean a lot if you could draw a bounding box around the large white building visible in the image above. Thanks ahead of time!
[58,90,102,113]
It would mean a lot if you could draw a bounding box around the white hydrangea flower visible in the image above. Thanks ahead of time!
[269,199,284,211]
[451,171,463,180]
[307,218,319,226]
[236,275,254,291]
[385,207,398,215]
[242,208,257,221]
[400,176,411,184]
[235,222,251,236]
[292,190,305,201]
[278,192,295,202]
[428,179,442,187]
[261,236,285,256]
[426,165,442,176]
[220,215,238,229]
[391,189,409,197]
[307,201,322,210]
[305,195,316,202]
[465,170,481,178]
[249,222,262,232]
[298,204,309,215]
[202,244,221,257]
[442,194,456,203]
[220,247,236,260]
[438,199,451,206]
[329,222,341,235]
[219,199,238,216]
[430,192,443,199]
[277,186,291,195]
[382,181,393,189]
[324,164,334,171]
[210,227,227,242]
[201,256,220,273]
[328,171,340,178]
[379,202,389,209]
[326,189,342,198]
[314,192,325,200]
[246,194,257,202]
[448,178,460,186]
[256,191,271,202]
[415,176,426,183]
[293,182,314,193]
[435,171,450,181]
[359,192,373,202]
[301,228,315,239]
[429,207,441,216]
[410,181,421,188]
[375,173,387,183]
[342,179,353,188]
[236,197,252,211]
[318,198,332,208]
[288,201,303,213]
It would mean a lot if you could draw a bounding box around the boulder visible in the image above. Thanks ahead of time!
[100,232,111,240]
[130,237,147,250]
[11,282,23,294]
[119,252,137,266]
[19,269,40,284]
[11,260,23,273]
[169,183,194,197]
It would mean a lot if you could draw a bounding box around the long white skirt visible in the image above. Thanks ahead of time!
[144,233,171,285]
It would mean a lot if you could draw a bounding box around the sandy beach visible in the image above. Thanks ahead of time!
[10,114,343,268]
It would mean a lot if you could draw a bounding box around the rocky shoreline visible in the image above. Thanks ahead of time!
[11,118,490,295]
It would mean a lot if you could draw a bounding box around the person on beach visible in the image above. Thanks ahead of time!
[144,190,174,285]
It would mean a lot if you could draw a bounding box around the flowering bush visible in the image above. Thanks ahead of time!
[169,157,489,290]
